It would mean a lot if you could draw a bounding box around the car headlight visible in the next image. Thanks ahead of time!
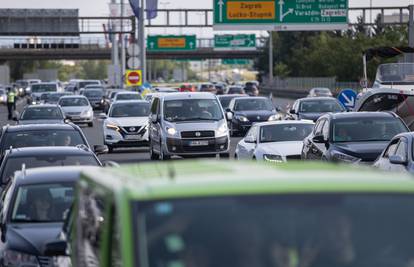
[31,101,37,105]
[106,123,120,131]
[166,127,177,136]
[18,88,24,92]
[268,114,279,121]
[217,123,228,136]
[331,151,360,163]
[3,250,39,267]
[235,115,249,122]
[82,109,93,117]
[263,154,284,163]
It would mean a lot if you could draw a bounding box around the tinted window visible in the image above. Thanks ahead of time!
[358,93,414,130]
[136,194,414,267]
[234,98,273,111]
[332,117,408,142]
[31,84,57,93]
[164,99,223,122]
[116,94,142,101]
[21,107,63,120]
[84,90,103,98]
[3,155,99,183]
[110,103,150,117]
[377,63,414,84]
[260,124,313,143]
[59,98,89,107]
[218,97,235,109]
[228,87,244,94]
[3,130,86,150]
[48,93,70,102]
[299,100,343,113]
[11,183,75,223]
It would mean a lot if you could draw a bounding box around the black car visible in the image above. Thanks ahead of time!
[287,97,345,122]
[83,89,104,110]
[302,112,409,164]
[226,97,278,136]
[217,94,247,110]
[18,104,65,125]
[0,124,107,159]
[227,86,245,95]
[244,82,259,96]
[0,166,99,266]
[0,146,102,187]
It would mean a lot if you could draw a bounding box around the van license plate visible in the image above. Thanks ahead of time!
[189,141,209,146]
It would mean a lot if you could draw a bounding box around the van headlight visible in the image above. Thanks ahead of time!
[263,154,284,163]
[217,123,228,136]
[166,127,177,136]
[3,250,39,266]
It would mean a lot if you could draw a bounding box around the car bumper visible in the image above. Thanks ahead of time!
[165,136,229,156]
[104,128,149,146]
[67,116,93,123]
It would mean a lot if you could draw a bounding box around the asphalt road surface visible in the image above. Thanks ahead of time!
[0,96,295,164]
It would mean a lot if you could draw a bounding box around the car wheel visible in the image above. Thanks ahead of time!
[88,122,94,127]
[149,140,159,160]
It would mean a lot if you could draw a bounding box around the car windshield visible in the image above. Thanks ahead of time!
[164,99,223,122]
[234,98,273,111]
[84,90,103,98]
[79,81,99,88]
[299,100,343,113]
[59,98,89,107]
[31,84,56,93]
[2,155,98,184]
[358,93,414,130]
[377,63,414,84]
[11,183,75,223]
[332,117,408,142]
[110,102,150,117]
[228,87,244,94]
[260,124,314,143]
[48,93,69,102]
[219,97,235,109]
[3,130,86,151]
[21,107,63,120]
[136,194,414,267]
[116,94,142,101]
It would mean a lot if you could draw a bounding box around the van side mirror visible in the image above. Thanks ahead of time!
[151,114,158,123]
[94,145,108,155]
[312,134,326,144]
[289,109,296,114]
[44,240,68,256]
[389,155,408,165]
[226,112,233,121]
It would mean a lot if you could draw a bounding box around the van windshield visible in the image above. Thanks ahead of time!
[164,99,223,122]
[31,84,57,93]
[135,194,414,267]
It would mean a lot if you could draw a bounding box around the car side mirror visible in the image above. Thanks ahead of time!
[389,155,408,165]
[312,134,326,144]
[289,109,296,114]
[244,136,256,144]
[151,114,158,123]
[44,240,68,256]
[226,112,233,121]
[94,145,108,155]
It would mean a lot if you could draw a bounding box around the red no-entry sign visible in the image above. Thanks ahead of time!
[126,70,142,86]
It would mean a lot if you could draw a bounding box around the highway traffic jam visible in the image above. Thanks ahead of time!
[0,61,414,267]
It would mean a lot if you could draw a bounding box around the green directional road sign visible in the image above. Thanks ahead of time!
[222,59,252,65]
[214,34,256,51]
[147,35,197,51]
[213,0,348,31]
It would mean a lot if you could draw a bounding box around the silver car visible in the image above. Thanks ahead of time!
[148,92,230,160]
[58,95,94,127]
[18,104,65,125]
[102,100,150,153]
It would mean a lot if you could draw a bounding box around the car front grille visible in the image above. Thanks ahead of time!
[67,112,81,116]
[181,131,215,138]
[38,256,53,267]
[121,125,146,134]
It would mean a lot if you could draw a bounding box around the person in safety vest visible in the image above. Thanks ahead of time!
[6,87,16,120]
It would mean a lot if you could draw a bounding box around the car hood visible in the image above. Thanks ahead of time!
[61,106,89,113]
[7,223,62,255]
[19,119,64,125]
[333,141,389,162]
[298,112,324,122]
[235,110,276,121]
[106,117,148,127]
[258,141,303,156]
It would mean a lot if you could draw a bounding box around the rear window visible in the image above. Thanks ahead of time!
[116,94,142,101]
[59,98,89,107]
[21,107,63,120]
[31,84,57,93]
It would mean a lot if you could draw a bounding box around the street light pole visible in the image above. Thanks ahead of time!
[120,0,126,88]
[139,0,146,84]
[268,31,273,83]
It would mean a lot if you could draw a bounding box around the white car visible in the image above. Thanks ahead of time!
[235,120,315,162]
[102,100,150,153]
[58,95,94,127]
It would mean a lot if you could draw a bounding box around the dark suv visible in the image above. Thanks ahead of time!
[0,146,102,187]
[302,112,409,164]
[0,166,100,267]
[0,124,107,160]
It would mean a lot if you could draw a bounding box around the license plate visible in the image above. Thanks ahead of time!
[125,135,141,140]
[70,116,80,120]
[189,140,209,146]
